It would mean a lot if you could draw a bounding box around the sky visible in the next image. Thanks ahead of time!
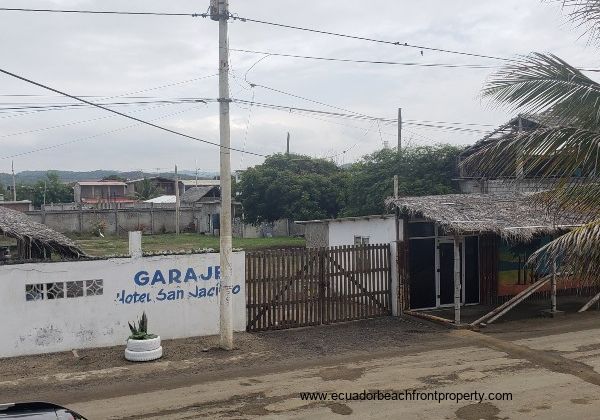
[0,0,599,174]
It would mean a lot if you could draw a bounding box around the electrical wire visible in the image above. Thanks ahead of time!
[0,68,266,157]
[0,74,219,119]
[0,7,517,63]
[231,48,499,69]
[230,15,513,62]
[0,7,206,17]
[0,101,188,141]
[1,104,202,160]
[233,99,494,135]
[0,98,214,113]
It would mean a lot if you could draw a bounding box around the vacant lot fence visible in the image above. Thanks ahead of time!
[246,244,392,332]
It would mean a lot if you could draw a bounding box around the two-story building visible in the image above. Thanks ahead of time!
[73,180,133,205]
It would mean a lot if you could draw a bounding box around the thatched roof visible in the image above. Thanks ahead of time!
[0,206,85,259]
[386,193,588,241]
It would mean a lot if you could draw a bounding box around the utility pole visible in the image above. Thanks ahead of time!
[211,0,234,350]
[11,160,16,201]
[286,132,290,156]
[195,159,199,188]
[175,165,180,235]
[397,108,402,152]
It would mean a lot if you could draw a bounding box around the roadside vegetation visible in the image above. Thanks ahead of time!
[71,233,305,257]
[237,144,464,224]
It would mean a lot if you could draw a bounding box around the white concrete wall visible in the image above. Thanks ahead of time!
[328,217,400,247]
[0,252,245,358]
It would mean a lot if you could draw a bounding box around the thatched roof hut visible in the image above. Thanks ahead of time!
[386,193,587,241]
[0,206,84,260]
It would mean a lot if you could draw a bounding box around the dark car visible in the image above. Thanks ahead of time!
[0,402,86,419]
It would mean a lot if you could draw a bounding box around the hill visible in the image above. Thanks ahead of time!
[0,170,218,185]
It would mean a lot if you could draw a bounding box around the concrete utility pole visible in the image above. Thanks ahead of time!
[211,0,234,350]
[286,132,290,156]
[397,108,402,152]
[11,160,16,201]
[175,165,180,235]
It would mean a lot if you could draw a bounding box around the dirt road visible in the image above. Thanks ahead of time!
[2,314,600,419]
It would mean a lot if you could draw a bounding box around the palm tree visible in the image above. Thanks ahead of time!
[134,178,162,201]
[462,1,600,285]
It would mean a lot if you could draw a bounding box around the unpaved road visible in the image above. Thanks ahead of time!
[3,314,600,419]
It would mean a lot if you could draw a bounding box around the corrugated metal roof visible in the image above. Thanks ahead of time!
[180,179,220,186]
[76,181,127,186]
[144,195,177,203]
[182,186,218,203]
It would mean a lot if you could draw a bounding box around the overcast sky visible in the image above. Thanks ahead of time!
[1,0,598,174]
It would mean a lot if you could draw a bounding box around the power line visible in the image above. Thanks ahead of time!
[0,7,514,63]
[0,74,219,119]
[404,119,496,128]
[1,104,202,160]
[0,98,214,113]
[236,81,498,131]
[0,68,266,157]
[230,15,513,62]
[0,7,206,17]
[233,99,494,134]
[231,48,499,69]
[0,101,186,141]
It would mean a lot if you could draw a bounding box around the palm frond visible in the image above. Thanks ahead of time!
[529,220,600,285]
[462,126,600,185]
[560,0,600,42]
[482,53,600,128]
[534,183,600,219]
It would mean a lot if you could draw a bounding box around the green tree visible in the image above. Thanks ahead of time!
[134,178,162,201]
[16,171,74,207]
[462,1,600,284]
[340,145,463,216]
[102,174,126,182]
[238,154,344,224]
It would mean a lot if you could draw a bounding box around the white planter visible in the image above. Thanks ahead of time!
[125,346,163,362]
[126,336,161,352]
[125,336,163,362]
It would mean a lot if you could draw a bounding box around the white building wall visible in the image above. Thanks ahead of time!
[328,217,400,246]
[0,252,245,357]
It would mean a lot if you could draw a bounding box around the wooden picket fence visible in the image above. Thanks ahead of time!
[245,244,392,332]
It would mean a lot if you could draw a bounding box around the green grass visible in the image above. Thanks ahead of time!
[70,233,305,257]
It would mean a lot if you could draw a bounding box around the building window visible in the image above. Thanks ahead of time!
[46,282,65,299]
[25,284,44,301]
[354,236,370,245]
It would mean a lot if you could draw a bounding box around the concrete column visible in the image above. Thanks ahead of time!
[128,231,142,259]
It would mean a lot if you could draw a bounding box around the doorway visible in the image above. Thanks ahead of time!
[435,236,479,308]
[436,238,463,307]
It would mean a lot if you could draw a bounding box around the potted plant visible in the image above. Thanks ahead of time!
[125,311,163,362]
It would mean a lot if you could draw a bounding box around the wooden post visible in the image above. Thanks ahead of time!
[579,291,600,313]
[454,235,461,324]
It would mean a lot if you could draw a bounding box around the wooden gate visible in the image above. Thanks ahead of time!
[246,244,392,332]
